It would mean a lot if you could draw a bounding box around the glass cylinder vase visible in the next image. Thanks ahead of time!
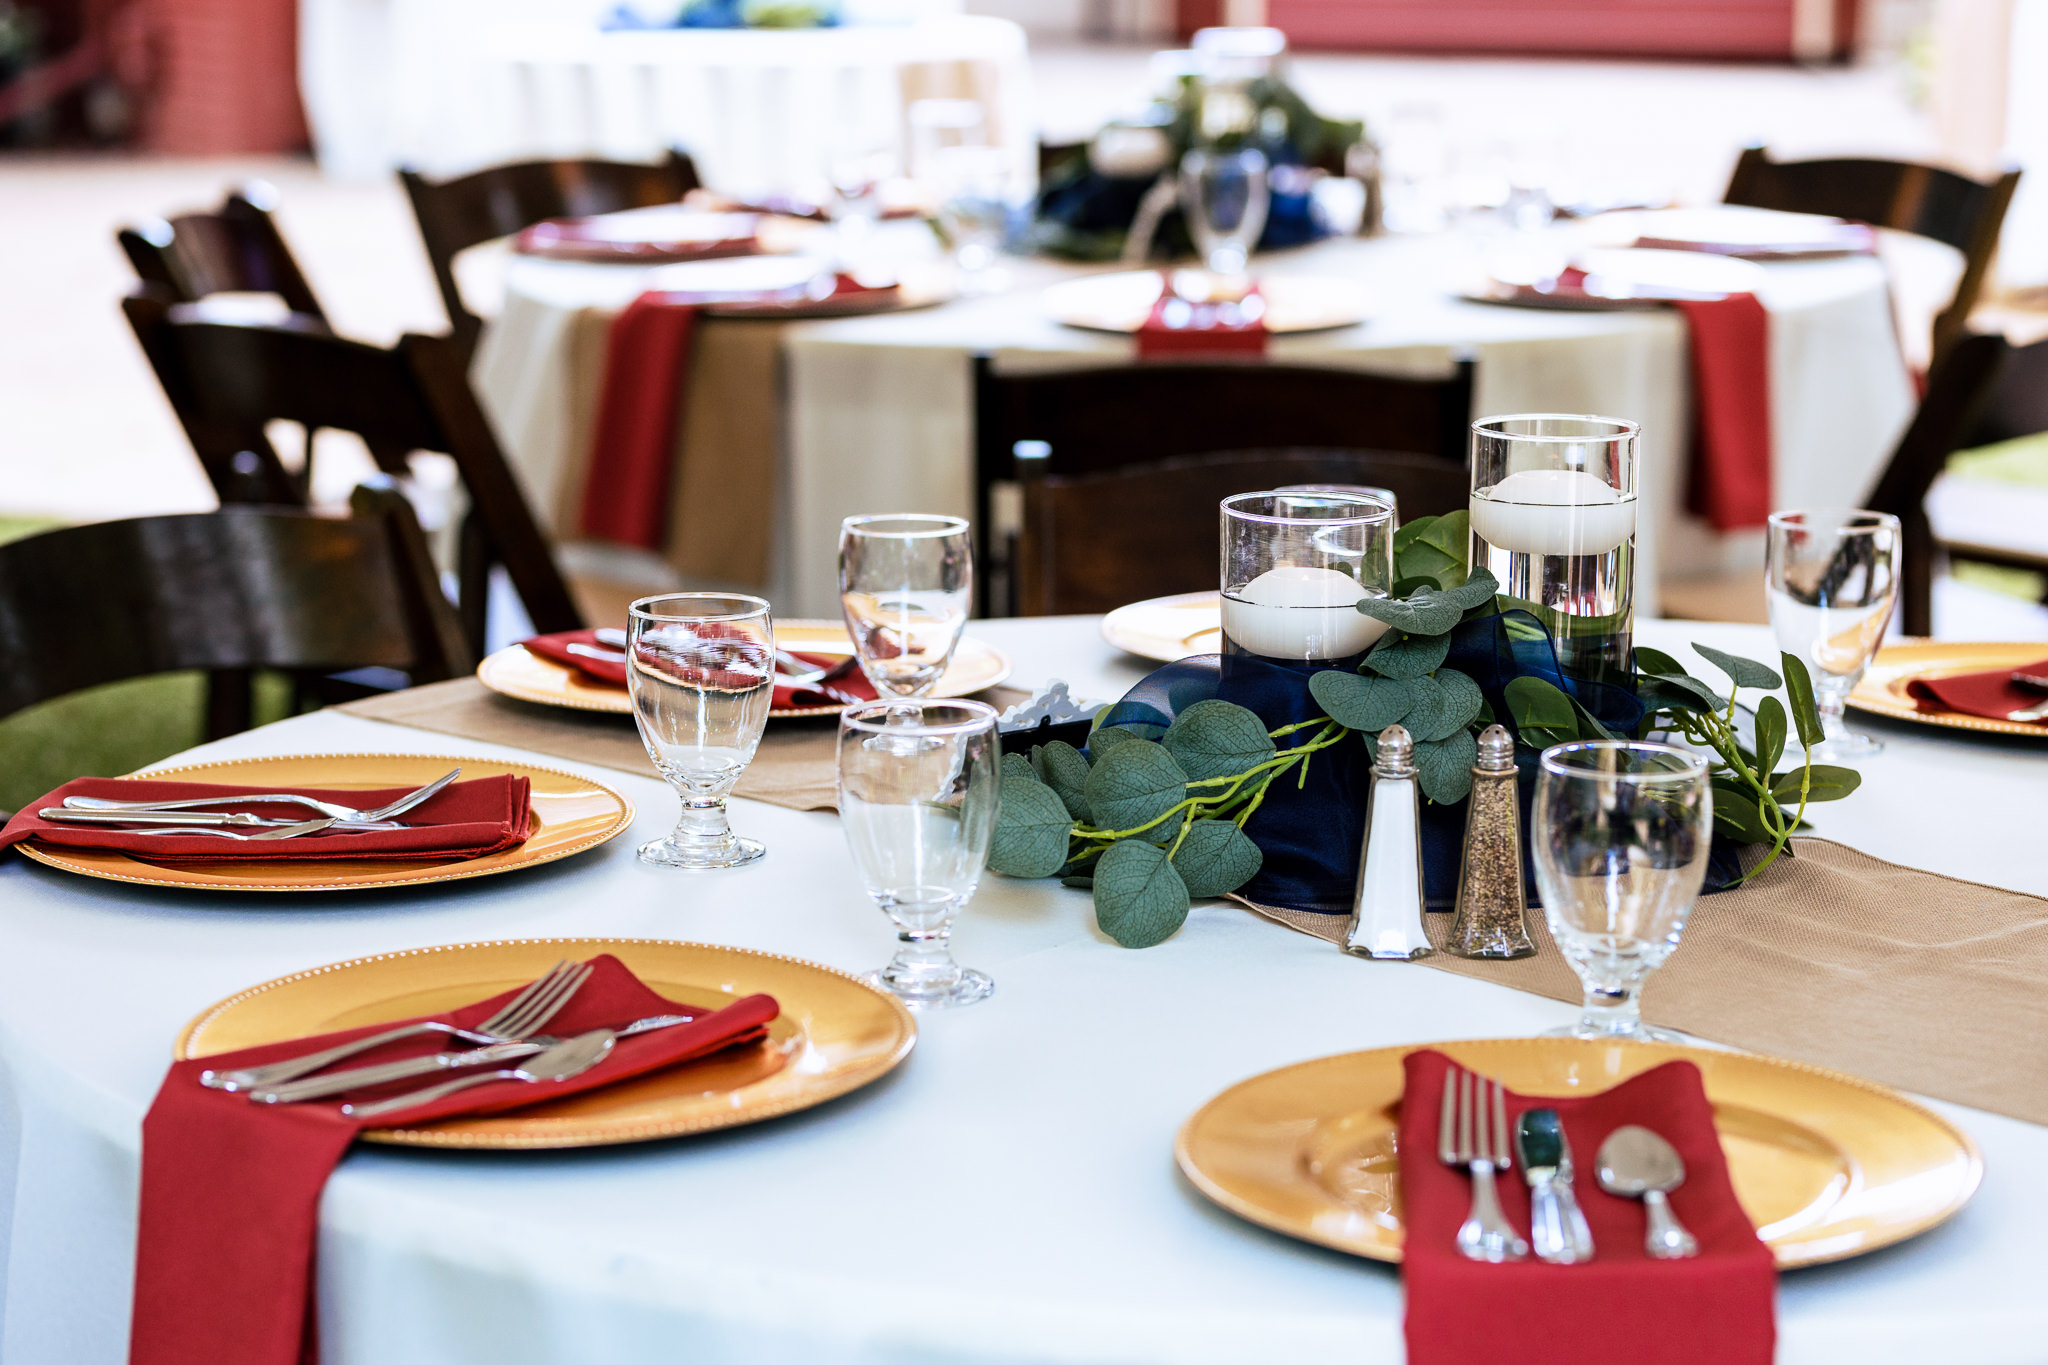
[1220,490,1395,662]
[1468,415,1640,689]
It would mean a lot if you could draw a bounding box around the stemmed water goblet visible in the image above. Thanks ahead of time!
[838,513,973,700]
[1179,146,1270,280]
[1766,509,1902,761]
[1530,740,1712,1042]
[626,593,775,869]
[836,698,1000,1008]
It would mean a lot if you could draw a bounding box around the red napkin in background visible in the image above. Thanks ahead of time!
[1135,274,1269,358]
[0,775,532,863]
[1906,658,2048,722]
[510,214,760,264]
[1400,1050,1774,1365]
[134,955,779,1365]
[1672,292,1774,532]
[521,628,878,710]
[577,275,903,551]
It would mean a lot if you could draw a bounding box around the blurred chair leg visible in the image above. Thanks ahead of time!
[457,510,491,660]
[203,667,254,741]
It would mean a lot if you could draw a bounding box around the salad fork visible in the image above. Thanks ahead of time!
[1439,1064,1529,1263]
[64,767,461,824]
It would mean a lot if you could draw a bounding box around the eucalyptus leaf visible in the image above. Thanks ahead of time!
[1364,630,1451,680]
[1754,695,1787,778]
[1569,697,1616,742]
[1433,668,1486,738]
[1414,728,1478,804]
[1398,674,1448,741]
[1415,509,1470,562]
[1504,675,1579,746]
[1772,764,1861,804]
[1092,839,1192,948]
[1710,785,1777,844]
[1031,740,1093,821]
[1392,514,1436,556]
[986,777,1072,878]
[1633,646,1691,678]
[1355,587,1465,636]
[1087,725,1144,758]
[1309,670,1416,731]
[1440,567,1500,611]
[1781,653,1826,749]
[1082,738,1189,840]
[1636,674,1724,715]
[1694,642,1783,692]
[1171,819,1265,898]
[1161,699,1276,781]
[1391,574,1445,598]
[1060,876,1094,889]
[1000,753,1036,786]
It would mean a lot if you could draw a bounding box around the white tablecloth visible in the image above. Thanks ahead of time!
[0,618,2042,1363]
[300,0,1034,193]
[474,233,1915,620]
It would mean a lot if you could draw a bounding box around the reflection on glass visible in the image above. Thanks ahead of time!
[838,514,973,698]
[1767,509,1902,761]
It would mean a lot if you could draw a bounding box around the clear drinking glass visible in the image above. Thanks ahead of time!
[930,144,1019,294]
[837,698,1000,1008]
[1766,509,1902,761]
[1220,490,1395,662]
[1180,146,1270,279]
[838,514,973,698]
[627,593,774,869]
[1275,483,1401,524]
[1531,741,1712,1042]
[1468,415,1640,689]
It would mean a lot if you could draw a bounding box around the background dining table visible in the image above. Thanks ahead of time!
[471,229,1918,620]
[0,615,2040,1364]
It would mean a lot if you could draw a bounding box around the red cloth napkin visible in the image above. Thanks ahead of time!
[511,214,760,264]
[1400,1049,1774,1365]
[134,954,779,1365]
[520,628,877,710]
[1135,274,1269,358]
[577,275,902,551]
[1906,658,2048,722]
[0,775,532,863]
[1673,292,1774,532]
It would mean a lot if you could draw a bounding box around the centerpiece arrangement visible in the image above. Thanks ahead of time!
[989,428,1860,950]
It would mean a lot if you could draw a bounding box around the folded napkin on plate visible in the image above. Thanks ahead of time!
[511,209,760,263]
[1135,274,1268,358]
[134,954,778,1365]
[0,774,532,862]
[579,275,900,550]
[1399,1049,1774,1365]
[1905,658,2048,722]
[521,628,878,709]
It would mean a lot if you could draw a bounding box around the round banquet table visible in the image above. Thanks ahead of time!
[1,617,2041,1364]
[472,232,1916,621]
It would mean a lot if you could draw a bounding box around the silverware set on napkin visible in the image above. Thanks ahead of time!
[1439,1063,1698,1264]
[198,959,681,1116]
[579,627,867,703]
[38,768,463,840]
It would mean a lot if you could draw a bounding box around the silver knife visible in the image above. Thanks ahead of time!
[1515,1108,1595,1264]
[38,808,406,831]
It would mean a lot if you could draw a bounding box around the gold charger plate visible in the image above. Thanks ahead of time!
[1848,640,2048,739]
[1043,270,1374,335]
[14,753,632,893]
[477,619,1013,719]
[1100,591,1222,663]
[176,937,916,1148]
[1176,1037,1981,1270]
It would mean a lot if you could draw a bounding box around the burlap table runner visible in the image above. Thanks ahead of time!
[1239,841,2048,1126]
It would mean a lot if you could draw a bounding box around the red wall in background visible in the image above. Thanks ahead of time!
[1257,0,1852,61]
[144,0,306,153]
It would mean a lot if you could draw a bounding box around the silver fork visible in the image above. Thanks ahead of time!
[201,959,594,1091]
[1439,1064,1530,1263]
[64,767,462,824]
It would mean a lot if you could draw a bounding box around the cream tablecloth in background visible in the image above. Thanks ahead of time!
[0,618,2040,1364]
[474,231,1914,619]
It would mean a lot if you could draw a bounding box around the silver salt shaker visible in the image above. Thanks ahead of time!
[1446,724,1536,959]
[1342,724,1433,960]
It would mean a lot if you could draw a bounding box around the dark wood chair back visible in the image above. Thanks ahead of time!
[1019,447,1468,616]
[117,184,327,322]
[976,358,1475,615]
[122,290,584,654]
[400,150,702,351]
[1723,146,2021,355]
[1864,329,2048,634]
[0,483,469,740]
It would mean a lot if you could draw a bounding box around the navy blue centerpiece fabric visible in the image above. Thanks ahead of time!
[1088,610,1740,917]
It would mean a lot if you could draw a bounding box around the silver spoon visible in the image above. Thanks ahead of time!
[1595,1125,1699,1259]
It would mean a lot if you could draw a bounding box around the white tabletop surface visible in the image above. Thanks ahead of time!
[0,617,2040,1364]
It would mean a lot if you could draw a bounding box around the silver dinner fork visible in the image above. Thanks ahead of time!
[64,767,462,824]
[1439,1064,1530,1263]
[201,959,594,1091]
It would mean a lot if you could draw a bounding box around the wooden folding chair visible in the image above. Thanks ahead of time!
[117,182,327,323]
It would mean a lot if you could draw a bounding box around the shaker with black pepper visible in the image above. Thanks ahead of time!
[1446,724,1536,959]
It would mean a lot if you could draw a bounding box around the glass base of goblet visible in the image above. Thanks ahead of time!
[637,833,765,870]
[864,963,993,1010]
[1544,1018,1688,1044]
[1802,731,1884,762]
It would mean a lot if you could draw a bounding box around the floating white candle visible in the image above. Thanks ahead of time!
[1470,469,1636,556]
[1221,565,1391,661]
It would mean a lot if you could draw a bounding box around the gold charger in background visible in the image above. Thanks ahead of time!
[1100,591,1222,663]
[14,754,632,893]
[477,620,1013,719]
[1177,1037,1980,1270]
[178,938,916,1148]
[1848,640,2048,739]
[1043,270,1374,334]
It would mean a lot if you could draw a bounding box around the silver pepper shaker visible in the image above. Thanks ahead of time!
[1342,724,1433,960]
[1446,724,1536,959]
